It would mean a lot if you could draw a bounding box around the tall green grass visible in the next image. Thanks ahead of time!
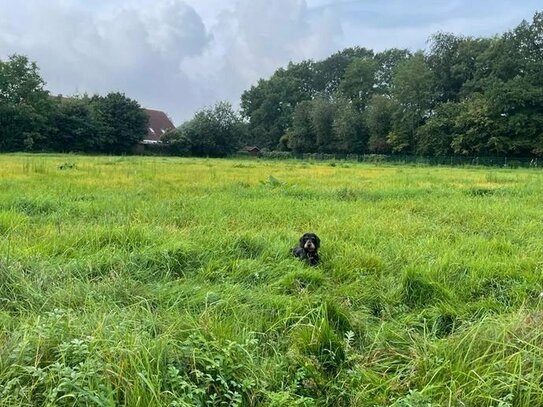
[1,153,543,406]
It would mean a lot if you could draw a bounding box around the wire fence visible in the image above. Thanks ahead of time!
[252,152,542,168]
[137,144,541,168]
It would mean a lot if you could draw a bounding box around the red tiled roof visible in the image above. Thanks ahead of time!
[144,109,175,141]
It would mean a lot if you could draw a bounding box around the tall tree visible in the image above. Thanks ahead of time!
[426,33,492,102]
[365,95,396,154]
[310,96,336,151]
[416,102,459,156]
[89,92,148,154]
[314,47,374,95]
[374,48,411,95]
[176,101,244,157]
[50,96,100,152]
[240,65,314,149]
[338,58,378,111]
[333,97,366,153]
[0,54,52,151]
[427,32,465,102]
[285,100,316,153]
[389,52,436,153]
[450,96,493,155]
[461,12,543,155]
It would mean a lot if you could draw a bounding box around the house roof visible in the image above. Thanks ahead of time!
[144,109,175,141]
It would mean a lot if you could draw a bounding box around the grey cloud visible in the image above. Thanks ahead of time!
[0,0,211,123]
[231,0,342,72]
[179,0,343,114]
[317,0,541,51]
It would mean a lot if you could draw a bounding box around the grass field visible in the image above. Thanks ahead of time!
[1,154,543,406]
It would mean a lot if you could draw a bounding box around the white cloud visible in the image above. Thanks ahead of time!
[179,0,343,112]
[0,0,211,122]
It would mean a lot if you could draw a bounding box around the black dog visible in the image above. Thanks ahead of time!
[292,233,320,266]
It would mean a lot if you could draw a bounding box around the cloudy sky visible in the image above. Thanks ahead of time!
[0,0,540,124]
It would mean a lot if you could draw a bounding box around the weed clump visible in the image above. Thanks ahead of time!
[401,268,450,308]
[232,234,266,259]
[11,197,59,216]
[129,244,203,280]
[260,175,286,188]
[335,187,358,201]
[0,310,115,406]
[467,186,503,197]
[419,305,460,338]
[58,162,76,170]
[280,270,324,293]
[165,334,260,406]
[285,302,361,403]
[291,319,345,376]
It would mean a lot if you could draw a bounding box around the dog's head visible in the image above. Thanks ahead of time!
[300,233,320,253]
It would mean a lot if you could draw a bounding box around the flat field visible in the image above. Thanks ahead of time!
[1,154,543,406]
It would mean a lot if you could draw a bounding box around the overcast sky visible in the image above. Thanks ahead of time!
[0,0,540,124]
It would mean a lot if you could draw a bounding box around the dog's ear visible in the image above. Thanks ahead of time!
[299,234,306,246]
[314,234,321,248]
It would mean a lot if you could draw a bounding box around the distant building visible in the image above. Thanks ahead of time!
[142,109,175,144]
[243,146,261,156]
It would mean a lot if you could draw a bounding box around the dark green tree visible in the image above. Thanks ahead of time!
[338,58,378,111]
[332,97,366,153]
[89,92,148,154]
[240,59,322,149]
[489,13,543,155]
[285,96,366,154]
[314,47,374,95]
[0,54,52,151]
[365,95,396,154]
[450,96,493,155]
[416,102,460,156]
[160,127,192,155]
[178,101,244,157]
[426,33,491,102]
[311,96,336,151]
[374,48,411,95]
[389,52,436,153]
[49,96,100,152]
[285,100,315,153]
[458,12,543,155]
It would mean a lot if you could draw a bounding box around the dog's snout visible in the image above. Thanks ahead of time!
[304,240,315,251]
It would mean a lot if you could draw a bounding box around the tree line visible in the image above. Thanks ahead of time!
[233,11,543,157]
[0,54,243,157]
[1,11,542,157]
[0,55,148,153]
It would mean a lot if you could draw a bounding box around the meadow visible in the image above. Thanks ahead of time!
[1,154,543,406]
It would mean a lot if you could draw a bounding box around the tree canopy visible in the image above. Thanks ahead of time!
[161,102,245,157]
[0,55,52,151]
